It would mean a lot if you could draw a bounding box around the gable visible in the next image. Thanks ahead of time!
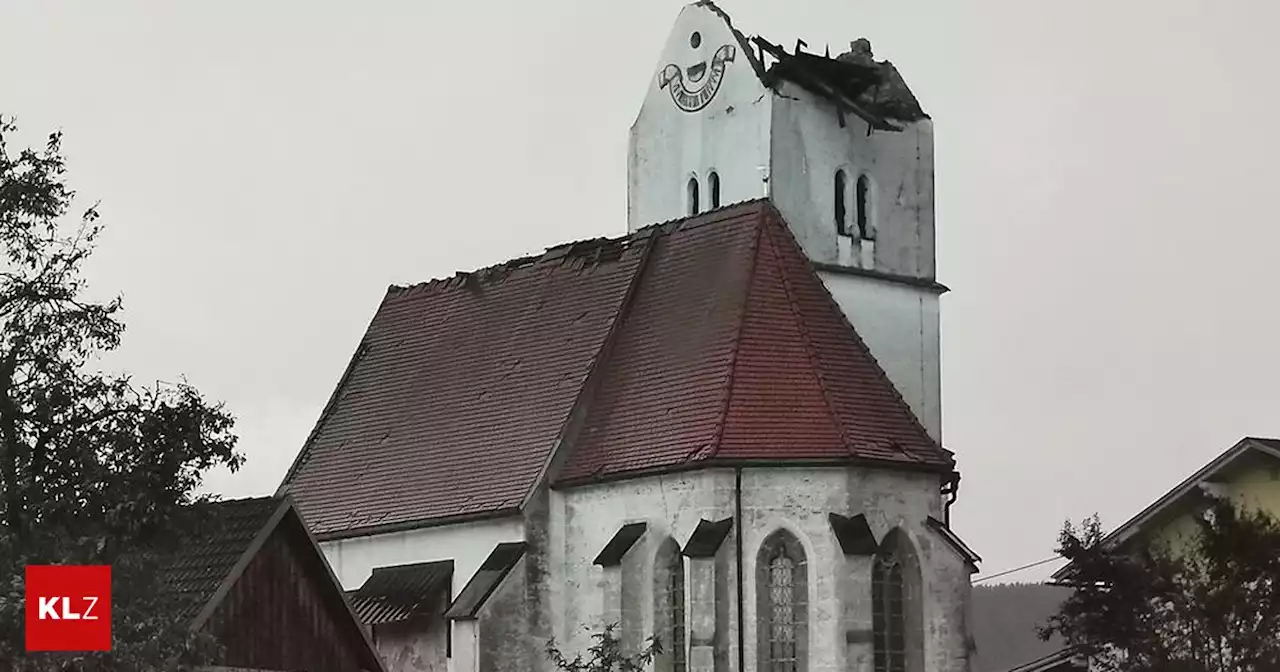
[1052,436,1280,581]
[633,1,765,125]
[160,497,282,621]
[202,510,384,672]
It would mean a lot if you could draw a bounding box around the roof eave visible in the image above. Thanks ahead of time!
[1050,436,1280,581]
[313,507,523,543]
[552,454,954,490]
[811,262,949,294]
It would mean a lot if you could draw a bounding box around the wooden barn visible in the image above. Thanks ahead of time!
[161,496,385,672]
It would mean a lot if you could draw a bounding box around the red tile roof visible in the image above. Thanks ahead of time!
[561,202,950,481]
[281,200,951,537]
[281,236,646,536]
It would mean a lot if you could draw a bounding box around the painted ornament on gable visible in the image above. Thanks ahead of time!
[658,42,736,113]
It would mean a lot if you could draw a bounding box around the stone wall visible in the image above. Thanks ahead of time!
[541,465,973,672]
[374,615,449,672]
[331,466,973,672]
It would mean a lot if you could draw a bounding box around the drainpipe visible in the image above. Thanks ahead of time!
[735,468,745,672]
[942,471,960,526]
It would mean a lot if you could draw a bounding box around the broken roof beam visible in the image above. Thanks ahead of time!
[751,36,902,132]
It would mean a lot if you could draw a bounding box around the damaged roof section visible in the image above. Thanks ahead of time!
[754,36,927,131]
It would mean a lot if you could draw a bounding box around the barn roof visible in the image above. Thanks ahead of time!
[154,496,386,672]
[159,496,283,620]
[280,200,952,538]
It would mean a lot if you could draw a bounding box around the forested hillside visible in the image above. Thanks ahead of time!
[971,582,1071,672]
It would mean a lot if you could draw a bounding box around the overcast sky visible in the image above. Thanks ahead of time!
[5,0,1279,584]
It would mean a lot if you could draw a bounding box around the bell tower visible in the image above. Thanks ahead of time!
[628,1,944,441]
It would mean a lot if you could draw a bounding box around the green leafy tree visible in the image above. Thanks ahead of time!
[0,117,243,670]
[547,625,662,672]
[1042,498,1280,672]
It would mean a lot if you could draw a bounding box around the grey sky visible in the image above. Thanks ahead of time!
[5,0,1278,584]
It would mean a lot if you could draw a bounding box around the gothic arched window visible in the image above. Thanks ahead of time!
[757,530,808,672]
[856,174,874,240]
[872,529,922,672]
[687,177,701,216]
[834,169,849,236]
[708,171,721,209]
[655,538,687,672]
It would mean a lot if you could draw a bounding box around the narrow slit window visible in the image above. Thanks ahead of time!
[834,170,848,236]
[709,171,721,209]
[655,539,687,672]
[688,177,700,216]
[856,174,873,240]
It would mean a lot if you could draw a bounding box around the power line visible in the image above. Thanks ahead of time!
[973,555,1064,584]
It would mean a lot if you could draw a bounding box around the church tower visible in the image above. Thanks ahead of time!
[628,1,943,441]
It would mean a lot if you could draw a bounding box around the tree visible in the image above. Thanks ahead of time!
[0,117,243,669]
[547,625,661,672]
[1042,498,1280,672]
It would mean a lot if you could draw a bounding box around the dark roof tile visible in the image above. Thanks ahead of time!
[158,496,282,619]
[281,238,649,536]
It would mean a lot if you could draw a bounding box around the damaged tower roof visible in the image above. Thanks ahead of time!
[756,37,928,131]
[696,0,927,131]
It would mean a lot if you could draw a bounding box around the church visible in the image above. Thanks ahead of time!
[276,3,978,672]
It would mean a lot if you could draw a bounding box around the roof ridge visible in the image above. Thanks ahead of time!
[386,200,772,297]
[761,219,854,453]
[705,213,766,462]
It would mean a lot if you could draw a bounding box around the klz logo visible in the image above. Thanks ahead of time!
[25,565,112,652]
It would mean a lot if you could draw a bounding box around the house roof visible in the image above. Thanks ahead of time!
[159,496,285,620]
[347,560,453,626]
[1051,436,1280,581]
[280,200,952,538]
[155,496,386,672]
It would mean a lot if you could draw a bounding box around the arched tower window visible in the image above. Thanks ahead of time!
[757,530,808,672]
[708,171,721,209]
[687,177,700,216]
[856,174,874,240]
[834,169,848,236]
[654,538,687,672]
[872,529,923,672]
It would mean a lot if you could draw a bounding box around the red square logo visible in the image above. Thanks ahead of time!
[25,565,112,652]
